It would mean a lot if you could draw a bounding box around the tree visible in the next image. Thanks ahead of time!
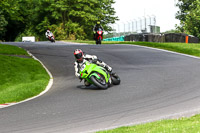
[0,0,31,41]
[49,0,118,40]
[175,0,195,22]
[175,0,195,32]
[0,11,8,40]
[176,0,200,38]
[183,0,200,38]
[162,29,181,34]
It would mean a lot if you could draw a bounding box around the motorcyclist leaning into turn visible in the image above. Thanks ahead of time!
[45,29,53,39]
[93,21,104,40]
[74,49,112,86]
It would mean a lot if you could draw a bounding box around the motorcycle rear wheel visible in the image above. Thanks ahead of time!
[111,73,120,85]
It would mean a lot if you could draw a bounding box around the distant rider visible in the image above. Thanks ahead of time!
[45,30,53,39]
[74,49,112,86]
[93,21,104,40]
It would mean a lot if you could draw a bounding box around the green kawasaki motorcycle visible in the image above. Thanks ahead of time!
[79,60,120,89]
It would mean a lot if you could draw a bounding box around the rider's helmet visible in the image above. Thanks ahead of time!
[74,49,84,62]
[47,30,50,34]
[97,21,100,25]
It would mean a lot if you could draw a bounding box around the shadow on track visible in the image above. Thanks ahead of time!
[76,85,113,90]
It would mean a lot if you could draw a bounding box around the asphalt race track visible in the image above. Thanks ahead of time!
[1,41,200,133]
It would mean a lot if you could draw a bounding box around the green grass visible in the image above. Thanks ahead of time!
[0,43,28,55]
[0,44,50,104]
[97,114,200,133]
[119,42,200,57]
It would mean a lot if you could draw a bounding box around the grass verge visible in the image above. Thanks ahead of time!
[118,41,200,57]
[0,43,28,55]
[97,114,200,133]
[0,44,50,104]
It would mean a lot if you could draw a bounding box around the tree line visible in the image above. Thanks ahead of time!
[0,0,118,41]
[1,0,200,42]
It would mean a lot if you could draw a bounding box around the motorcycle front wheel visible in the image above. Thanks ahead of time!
[99,38,101,45]
[90,75,108,89]
[51,38,55,43]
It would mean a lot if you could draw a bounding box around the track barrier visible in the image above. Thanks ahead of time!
[103,36,125,41]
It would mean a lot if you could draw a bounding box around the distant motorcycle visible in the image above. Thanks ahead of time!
[47,33,55,43]
[95,28,103,45]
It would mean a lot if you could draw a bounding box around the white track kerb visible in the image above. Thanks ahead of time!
[0,51,53,109]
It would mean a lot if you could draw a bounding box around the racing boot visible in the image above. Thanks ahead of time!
[84,80,91,87]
